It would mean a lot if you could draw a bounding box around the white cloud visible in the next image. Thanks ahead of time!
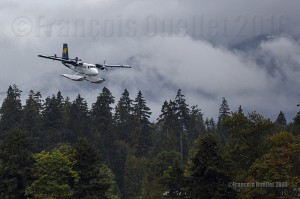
[0,0,300,122]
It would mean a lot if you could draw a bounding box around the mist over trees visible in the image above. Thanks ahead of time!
[0,84,299,198]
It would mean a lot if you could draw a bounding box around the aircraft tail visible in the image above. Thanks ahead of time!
[62,43,69,60]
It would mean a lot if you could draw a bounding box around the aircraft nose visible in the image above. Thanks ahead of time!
[93,68,98,75]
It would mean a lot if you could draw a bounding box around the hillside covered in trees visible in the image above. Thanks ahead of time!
[0,84,299,198]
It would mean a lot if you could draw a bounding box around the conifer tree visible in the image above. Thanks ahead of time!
[133,91,152,157]
[0,129,34,198]
[187,134,235,198]
[114,89,133,142]
[218,97,230,122]
[218,97,231,143]
[21,90,43,151]
[42,91,65,130]
[189,105,205,143]
[157,100,178,152]
[205,118,216,132]
[238,105,243,114]
[21,90,42,133]
[174,89,190,160]
[276,111,287,126]
[0,85,22,136]
[66,94,90,143]
[91,87,115,162]
[74,138,117,199]
[41,91,66,147]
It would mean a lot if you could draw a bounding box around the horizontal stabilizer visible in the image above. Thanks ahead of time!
[61,74,84,81]
[84,76,105,83]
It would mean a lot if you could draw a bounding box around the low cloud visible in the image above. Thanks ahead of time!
[0,0,300,122]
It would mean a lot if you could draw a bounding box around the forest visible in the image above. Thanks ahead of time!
[0,84,299,199]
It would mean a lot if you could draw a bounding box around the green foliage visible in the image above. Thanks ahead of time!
[91,87,115,163]
[21,90,43,151]
[74,138,118,199]
[141,151,184,199]
[0,85,299,198]
[0,85,22,135]
[223,111,273,171]
[241,134,300,198]
[66,94,90,143]
[268,131,294,148]
[186,133,235,198]
[114,89,134,142]
[0,129,34,198]
[133,91,153,157]
[276,111,287,126]
[25,147,79,198]
[218,97,231,122]
[123,155,149,199]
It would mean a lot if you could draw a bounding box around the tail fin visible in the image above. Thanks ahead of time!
[62,43,69,60]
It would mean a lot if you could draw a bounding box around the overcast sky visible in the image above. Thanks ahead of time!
[1,0,300,122]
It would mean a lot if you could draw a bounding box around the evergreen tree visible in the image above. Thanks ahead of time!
[21,90,42,133]
[218,97,231,143]
[186,134,235,198]
[74,138,117,199]
[66,94,90,143]
[0,129,34,198]
[114,89,133,142]
[238,105,243,114]
[91,87,115,162]
[21,90,43,151]
[188,105,205,144]
[174,89,190,160]
[0,85,22,136]
[205,118,216,132]
[133,91,152,157]
[276,111,287,126]
[224,112,273,171]
[41,91,66,147]
[218,97,230,122]
[113,89,134,192]
[141,151,185,199]
[123,155,149,199]
[42,91,65,129]
[157,100,178,152]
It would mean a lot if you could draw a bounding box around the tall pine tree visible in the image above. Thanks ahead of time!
[174,89,190,160]
[0,85,22,136]
[21,90,43,151]
[114,89,134,142]
[66,94,90,143]
[276,111,287,126]
[91,87,115,163]
[186,134,235,198]
[41,91,66,147]
[74,138,118,199]
[133,91,152,157]
[0,129,34,198]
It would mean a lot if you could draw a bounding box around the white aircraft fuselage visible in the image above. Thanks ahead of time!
[63,62,99,76]
[38,43,131,83]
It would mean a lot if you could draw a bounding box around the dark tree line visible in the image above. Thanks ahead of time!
[0,84,299,199]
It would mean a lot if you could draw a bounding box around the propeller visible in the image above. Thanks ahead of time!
[95,60,108,70]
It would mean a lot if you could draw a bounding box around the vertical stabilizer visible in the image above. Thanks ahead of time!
[62,43,69,60]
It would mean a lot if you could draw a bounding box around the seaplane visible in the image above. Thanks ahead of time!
[38,44,131,83]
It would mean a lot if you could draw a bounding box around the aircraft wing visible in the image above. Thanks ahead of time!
[38,55,76,64]
[105,64,131,68]
[95,63,131,69]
